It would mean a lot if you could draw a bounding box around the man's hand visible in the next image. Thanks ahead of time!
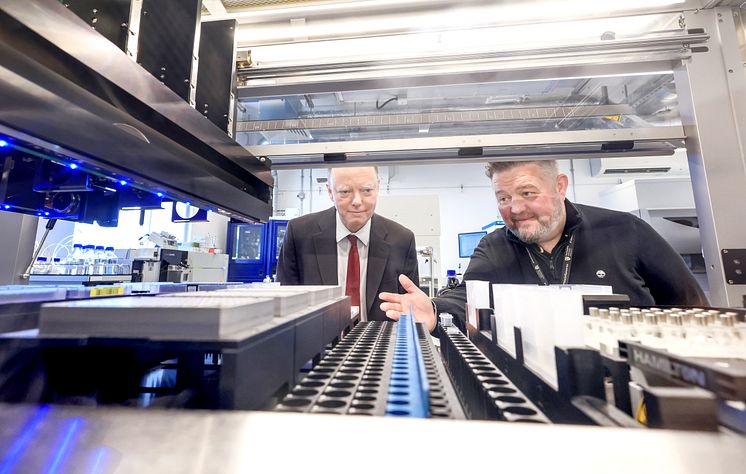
[379,274,436,332]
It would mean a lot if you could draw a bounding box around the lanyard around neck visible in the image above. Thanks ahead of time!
[526,232,575,286]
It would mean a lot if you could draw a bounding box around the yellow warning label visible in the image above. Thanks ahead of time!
[635,398,648,426]
[90,286,125,297]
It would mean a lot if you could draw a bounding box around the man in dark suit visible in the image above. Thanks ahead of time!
[277,166,419,321]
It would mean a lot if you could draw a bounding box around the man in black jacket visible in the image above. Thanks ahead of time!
[277,166,419,321]
[379,160,707,332]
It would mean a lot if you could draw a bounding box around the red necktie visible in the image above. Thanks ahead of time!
[345,235,360,307]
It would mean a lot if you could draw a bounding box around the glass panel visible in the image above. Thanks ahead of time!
[275,224,287,260]
[236,73,679,146]
[232,224,263,261]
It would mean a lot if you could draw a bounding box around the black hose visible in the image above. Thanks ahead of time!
[375,96,397,110]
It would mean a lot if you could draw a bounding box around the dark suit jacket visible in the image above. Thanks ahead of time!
[277,207,419,321]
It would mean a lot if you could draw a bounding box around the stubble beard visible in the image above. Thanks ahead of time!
[507,197,565,244]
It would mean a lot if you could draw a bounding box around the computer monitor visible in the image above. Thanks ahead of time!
[458,231,487,258]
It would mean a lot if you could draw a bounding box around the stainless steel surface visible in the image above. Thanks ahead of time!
[267,144,681,169]
[237,60,684,98]
[203,0,228,16]
[703,0,746,6]
[674,7,746,307]
[239,31,707,85]
[0,212,37,285]
[221,0,324,10]
[215,0,708,46]
[125,0,142,59]
[417,246,435,297]
[245,126,685,156]
[0,0,272,222]
[0,404,744,473]
[236,11,697,93]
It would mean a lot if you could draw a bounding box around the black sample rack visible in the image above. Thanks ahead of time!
[439,326,550,423]
[276,321,464,418]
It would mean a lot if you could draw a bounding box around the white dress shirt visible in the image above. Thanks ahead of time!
[336,212,371,321]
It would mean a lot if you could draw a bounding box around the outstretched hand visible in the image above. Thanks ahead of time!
[379,274,437,332]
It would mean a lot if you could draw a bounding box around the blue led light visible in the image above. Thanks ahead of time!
[156,192,164,198]
[185,201,192,206]
[68,163,78,170]
[90,447,108,474]
[119,180,127,186]
[2,205,10,210]
[0,139,8,147]
[0,406,51,473]
[44,417,83,474]
[44,212,50,216]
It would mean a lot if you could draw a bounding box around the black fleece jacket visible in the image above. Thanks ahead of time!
[434,200,708,322]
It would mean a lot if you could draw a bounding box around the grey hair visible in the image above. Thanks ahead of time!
[328,166,379,186]
[484,160,559,179]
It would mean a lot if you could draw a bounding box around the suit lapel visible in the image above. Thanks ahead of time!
[366,215,389,315]
[313,208,338,285]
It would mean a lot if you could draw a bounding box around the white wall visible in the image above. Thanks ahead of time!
[382,164,497,279]
[376,194,442,281]
[274,168,333,216]
[273,153,694,283]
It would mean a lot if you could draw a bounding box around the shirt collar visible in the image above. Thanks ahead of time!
[563,199,583,233]
[335,210,371,247]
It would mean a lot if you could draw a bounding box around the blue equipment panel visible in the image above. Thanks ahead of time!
[226,219,288,282]
[226,222,267,282]
[265,220,288,281]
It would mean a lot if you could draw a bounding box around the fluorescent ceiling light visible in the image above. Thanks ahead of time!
[235,0,686,45]
[216,0,433,22]
[247,14,680,68]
